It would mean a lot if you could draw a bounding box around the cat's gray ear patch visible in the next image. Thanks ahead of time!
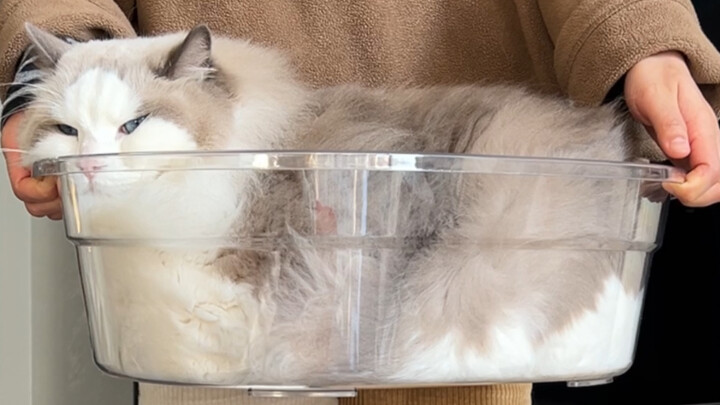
[24,23,72,68]
[160,25,213,80]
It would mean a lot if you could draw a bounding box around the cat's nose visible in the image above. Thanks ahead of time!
[77,159,106,180]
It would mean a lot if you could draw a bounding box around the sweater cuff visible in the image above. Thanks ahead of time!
[553,0,720,112]
[0,0,136,100]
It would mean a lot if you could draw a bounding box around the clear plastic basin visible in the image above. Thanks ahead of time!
[33,151,683,390]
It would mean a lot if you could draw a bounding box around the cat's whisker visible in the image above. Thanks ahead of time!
[0,81,64,100]
[0,148,31,168]
[0,148,30,154]
[0,152,30,169]
[0,81,43,88]
[0,82,49,93]
[29,86,63,99]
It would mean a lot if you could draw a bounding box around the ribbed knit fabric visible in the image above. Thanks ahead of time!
[139,385,339,405]
[139,385,532,405]
[338,385,532,405]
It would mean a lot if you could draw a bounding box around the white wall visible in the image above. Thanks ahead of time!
[0,162,132,405]
[0,159,32,405]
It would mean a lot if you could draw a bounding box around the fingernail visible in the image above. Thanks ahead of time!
[670,137,690,155]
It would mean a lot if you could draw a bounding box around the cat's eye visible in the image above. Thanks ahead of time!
[120,115,149,135]
[56,124,78,136]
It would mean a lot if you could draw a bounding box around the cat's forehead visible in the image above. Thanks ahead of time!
[66,34,183,61]
[65,68,137,104]
[51,34,185,83]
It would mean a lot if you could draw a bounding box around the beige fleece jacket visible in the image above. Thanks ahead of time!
[2,1,720,108]
[2,1,719,405]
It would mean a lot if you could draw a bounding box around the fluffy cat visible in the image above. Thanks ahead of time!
[15,24,667,386]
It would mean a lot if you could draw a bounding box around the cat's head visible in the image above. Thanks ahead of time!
[17,24,238,190]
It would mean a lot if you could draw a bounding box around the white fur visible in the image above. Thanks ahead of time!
[91,245,269,383]
[29,65,255,380]
[21,34,293,384]
[392,275,641,383]
[27,132,77,162]
[61,68,141,149]
[24,68,199,199]
[535,277,642,379]
[77,165,255,384]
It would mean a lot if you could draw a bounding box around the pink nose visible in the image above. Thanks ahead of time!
[78,159,105,180]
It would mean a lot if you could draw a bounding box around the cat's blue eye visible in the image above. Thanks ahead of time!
[56,124,78,136]
[120,115,149,135]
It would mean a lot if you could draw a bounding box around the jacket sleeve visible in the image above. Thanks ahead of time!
[0,0,136,100]
[538,0,720,112]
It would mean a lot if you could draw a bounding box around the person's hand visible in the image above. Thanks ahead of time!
[625,51,720,207]
[1,112,62,219]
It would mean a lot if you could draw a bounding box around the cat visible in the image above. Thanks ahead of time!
[15,23,668,386]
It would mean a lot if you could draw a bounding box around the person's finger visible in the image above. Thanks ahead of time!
[632,83,690,160]
[665,181,720,207]
[2,113,28,175]
[670,82,720,204]
[2,113,61,203]
[24,198,63,218]
[11,175,59,203]
[679,80,720,169]
[664,161,719,205]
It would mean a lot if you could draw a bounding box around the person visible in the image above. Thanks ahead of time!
[1,1,720,405]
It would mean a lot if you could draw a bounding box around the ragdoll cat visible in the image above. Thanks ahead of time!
[14,23,667,385]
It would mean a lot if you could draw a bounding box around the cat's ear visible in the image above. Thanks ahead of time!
[160,25,213,80]
[24,23,72,68]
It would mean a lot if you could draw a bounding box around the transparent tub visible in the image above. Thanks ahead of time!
[33,151,683,392]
